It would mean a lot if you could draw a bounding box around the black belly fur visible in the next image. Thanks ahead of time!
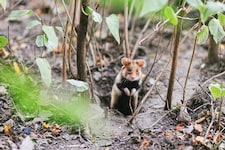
[115,78,140,115]
[115,93,135,115]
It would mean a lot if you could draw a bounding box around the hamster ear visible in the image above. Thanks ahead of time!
[121,57,131,66]
[136,59,146,67]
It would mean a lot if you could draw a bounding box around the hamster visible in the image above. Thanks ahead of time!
[110,57,146,115]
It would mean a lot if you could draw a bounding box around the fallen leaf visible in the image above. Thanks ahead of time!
[13,62,21,75]
[195,136,212,149]
[20,43,27,49]
[0,48,10,58]
[140,140,149,148]
[174,124,184,131]
[213,132,222,143]
[177,106,191,123]
[194,123,203,133]
[51,124,61,135]
[4,125,11,135]
[42,122,49,129]
[195,117,206,124]
[164,131,173,137]
[182,125,194,134]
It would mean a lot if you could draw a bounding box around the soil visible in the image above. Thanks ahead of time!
[0,1,225,150]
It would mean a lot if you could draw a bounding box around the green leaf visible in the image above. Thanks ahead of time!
[0,0,6,11]
[35,35,45,47]
[26,20,41,29]
[218,13,225,26]
[85,6,102,23]
[92,11,102,23]
[106,14,120,44]
[196,25,209,44]
[8,9,33,20]
[36,58,52,87]
[208,18,225,43]
[209,83,225,99]
[67,79,89,92]
[186,0,203,8]
[140,0,168,17]
[42,25,58,51]
[202,1,225,23]
[85,6,93,15]
[163,6,178,26]
[0,35,8,48]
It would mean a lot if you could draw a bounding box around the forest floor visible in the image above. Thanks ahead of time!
[0,1,225,150]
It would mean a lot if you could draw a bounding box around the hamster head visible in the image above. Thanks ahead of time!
[121,57,146,81]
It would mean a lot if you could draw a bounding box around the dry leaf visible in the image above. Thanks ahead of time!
[194,124,203,133]
[177,106,191,123]
[195,117,206,124]
[42,122,49,129]
[164,131,173,137]
[52,124,61,135]
[182,125,194,134]
[213,132,222,143]
[20,43,27,49]
[195,136,212,149]
[140,140,149,148]
[4,125,11,135]
[13,62,21,75]
[0,48,10,58]
[174,124,185,131]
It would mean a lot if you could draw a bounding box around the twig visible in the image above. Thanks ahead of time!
[61,0,72,23]
[182,31,198,104]
[131,20,150,59]
[218,97,224,131]
[124,0,130,58]
[148,110,171,129]
[61,3,71,83]
[86,61,94,101]
[68,0,77,79]
[202,70,225,87]
[199,85,216,139]
[142,29,164,87]
[129,58,171,123]
[139,8,182,45]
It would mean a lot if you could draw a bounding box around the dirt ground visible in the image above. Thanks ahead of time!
[1,1,225,150]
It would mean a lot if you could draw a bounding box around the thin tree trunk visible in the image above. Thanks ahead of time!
[165,12,184,110]
[77,0,90,81]
[208,34,219,64]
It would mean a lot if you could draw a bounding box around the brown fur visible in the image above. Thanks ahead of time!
[110,57,146,115]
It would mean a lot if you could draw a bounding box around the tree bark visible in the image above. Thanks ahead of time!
[208,34,219,64]
[77,0,90,81]
[165,12,183,110]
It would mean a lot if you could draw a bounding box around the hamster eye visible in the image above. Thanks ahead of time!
[136,69,139,73]
[127,68,132,73]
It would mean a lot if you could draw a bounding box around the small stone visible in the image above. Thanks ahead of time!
[0,86,7,96]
